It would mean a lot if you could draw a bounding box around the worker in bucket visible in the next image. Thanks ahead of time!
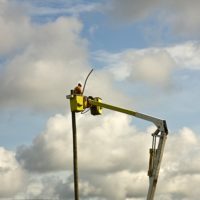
[74,83,82,94]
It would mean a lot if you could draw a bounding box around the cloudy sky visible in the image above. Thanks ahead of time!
[0,0,200,199]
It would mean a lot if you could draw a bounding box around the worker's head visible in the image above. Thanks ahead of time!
[78,83,82,87]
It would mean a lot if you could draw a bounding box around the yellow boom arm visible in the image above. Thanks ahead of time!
[88,98,168,133]
[67,93,168,200]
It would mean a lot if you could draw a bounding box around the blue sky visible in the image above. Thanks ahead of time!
[0,0,200,199]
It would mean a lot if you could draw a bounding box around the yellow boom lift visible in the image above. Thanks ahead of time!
[67,89,168,200]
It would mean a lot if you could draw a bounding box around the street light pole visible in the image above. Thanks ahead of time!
[71,91,79,200]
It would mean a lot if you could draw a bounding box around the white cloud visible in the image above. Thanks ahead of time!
[89,170,148,200]
[0,1,128,111]
[16,112,151,173]
[161,0,200,38]
[25,1,101,17]
[106,0,200,38]
[107,0,160,24]
[55,176,101,199]
[0,1,32,55]
[15,111,200,199]
[94,41,200,90]
[156,127,200,199]
[0,1,91,110]
[125,49,174,86]
[166,41,200,70]
[16,114,70,172]
[95,48,175,88]
[163,127,200,175]
[0,147,27,197]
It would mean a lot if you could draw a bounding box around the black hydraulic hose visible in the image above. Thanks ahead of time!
[82,69,93,94]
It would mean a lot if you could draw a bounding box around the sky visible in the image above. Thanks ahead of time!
[0,0,200,199]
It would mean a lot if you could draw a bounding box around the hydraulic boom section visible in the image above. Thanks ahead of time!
[67,91,168,200]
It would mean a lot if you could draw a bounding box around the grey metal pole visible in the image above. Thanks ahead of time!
[71,110,79,200]
[146,132,167,200]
